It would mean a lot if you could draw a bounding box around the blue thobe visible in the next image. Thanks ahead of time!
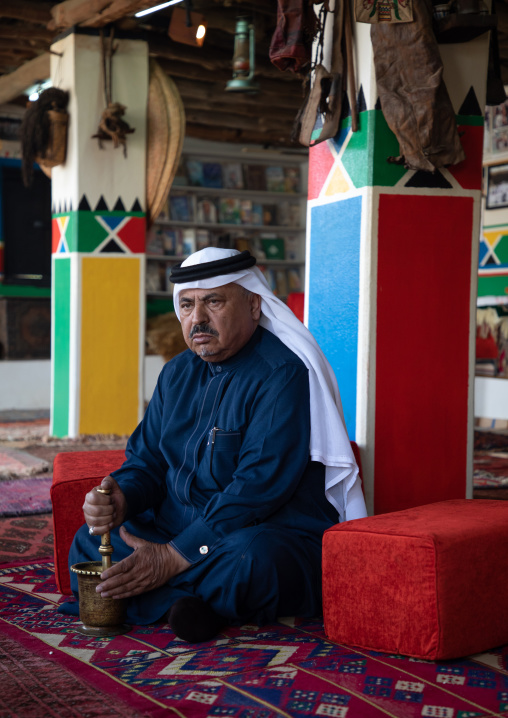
[66,326,338,626]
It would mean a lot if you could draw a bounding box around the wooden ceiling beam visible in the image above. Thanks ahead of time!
[49,0,178,30]
[182,99,297,128]
[155,56,303,96]
[0,52,50,105]
[0,1,53,25]
[174,79,302,112]
[185,123,296,149]
[0,24,55,42]
[154,33,291,82]
[184,107,293,134]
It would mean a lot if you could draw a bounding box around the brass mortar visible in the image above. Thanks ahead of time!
[71,487,130,637]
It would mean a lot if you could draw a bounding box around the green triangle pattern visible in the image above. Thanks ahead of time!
[76,212,110,253]
[494,235,508,265]
[340,110,407,189]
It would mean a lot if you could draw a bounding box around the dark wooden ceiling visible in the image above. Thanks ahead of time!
[0,0,307,148]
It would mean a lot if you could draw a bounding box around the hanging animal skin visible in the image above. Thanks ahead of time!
[355,0,413,24]
[92,102,135,157]
[371,0,465,171]
[20,87,69,187]
[91,29,135,157]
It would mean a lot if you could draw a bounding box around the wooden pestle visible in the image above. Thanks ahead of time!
[96,486,114,571]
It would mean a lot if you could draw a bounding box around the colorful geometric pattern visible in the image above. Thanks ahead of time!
[308,100,483,200]
[480,229,508,268]
[479,227,508,298]
[52,211,145,255]
[3,561,508,717]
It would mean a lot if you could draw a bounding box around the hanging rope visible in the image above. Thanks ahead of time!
[92,27,135,157]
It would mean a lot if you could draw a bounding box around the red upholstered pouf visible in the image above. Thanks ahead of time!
[322,499,508,660]
[50,450,125,594]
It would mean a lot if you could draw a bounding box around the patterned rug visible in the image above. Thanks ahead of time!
[0,514,53,563]
[474,451,508,488]
[474,429,508,452]
[3,560,508,718]
[0,476,53,517]
[0,447,49,479]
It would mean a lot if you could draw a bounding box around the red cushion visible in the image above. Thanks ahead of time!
[50,450,125,594]
[323,499,508,660]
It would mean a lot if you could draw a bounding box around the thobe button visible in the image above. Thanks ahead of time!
[199,545,209,555]
[216,366,222,373]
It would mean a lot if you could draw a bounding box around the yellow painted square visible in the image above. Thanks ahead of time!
[80,256,141,436]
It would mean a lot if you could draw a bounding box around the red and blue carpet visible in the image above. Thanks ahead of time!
[2,559,508,717]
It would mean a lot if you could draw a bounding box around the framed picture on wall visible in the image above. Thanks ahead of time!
[486,163,508,209]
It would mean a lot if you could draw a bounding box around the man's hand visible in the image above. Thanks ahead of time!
[95,526,191,599]
[83,476,127,535]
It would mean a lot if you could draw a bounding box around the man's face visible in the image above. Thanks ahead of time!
[179,283,261,362]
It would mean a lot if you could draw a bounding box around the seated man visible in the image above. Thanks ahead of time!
[63,247,367,642]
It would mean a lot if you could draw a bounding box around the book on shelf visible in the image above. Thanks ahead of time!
[251,203,263,225]
[262,204,278,226]
[182,228,197,255]
[245,164,266,191]
[234,236,250,252]
[240,200,252,224]
[202,162,223,188]
[284,166,301,193]
[146,262,164,293]
[161,228,182,256]
[186,160,204,186]
[173,158,188,187]
[146,227,164,255]
[265,166,285,192]
[196,197,218,224]
[196,229,211,250]
[223,162,244,189]
[217,233,234,249]
[157,200,170,221]
[276,201,301,228]
[260,267,277,293]
[219,198,241,224]
[275,270,289,297]
[285,235,301,261]
[169,195,193,222]
[261,235,285,260]
[249,236,266,260]
[287,268,302,292]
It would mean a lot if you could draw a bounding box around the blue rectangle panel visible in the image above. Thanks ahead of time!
[308,197,361,439]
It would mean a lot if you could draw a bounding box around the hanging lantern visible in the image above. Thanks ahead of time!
[226,17,259,93]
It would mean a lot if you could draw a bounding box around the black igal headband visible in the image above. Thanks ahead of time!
[169,251,257,284]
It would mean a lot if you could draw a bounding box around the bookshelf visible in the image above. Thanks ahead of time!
[146,139,308,303]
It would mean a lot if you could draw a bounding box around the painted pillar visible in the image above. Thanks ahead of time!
[306,17,488,514]
[50,33,148,437]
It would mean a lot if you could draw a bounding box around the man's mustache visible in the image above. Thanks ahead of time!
[189,323,219,339]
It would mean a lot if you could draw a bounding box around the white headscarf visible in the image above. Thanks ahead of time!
[172,247,367,521]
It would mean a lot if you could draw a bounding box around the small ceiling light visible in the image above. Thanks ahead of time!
[26,79,52,102]
[168,6,207,47]
[135,0,184,19]
[226,17,259,94]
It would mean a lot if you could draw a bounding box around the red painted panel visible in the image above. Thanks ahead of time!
[117,216,146,253]
[51,217,61,254]
[447,126,483,191]
[374,194,473,515]
[308,141,335,200]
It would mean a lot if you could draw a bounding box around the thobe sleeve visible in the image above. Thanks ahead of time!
[110,363,173,517]
[170,362,311,563]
